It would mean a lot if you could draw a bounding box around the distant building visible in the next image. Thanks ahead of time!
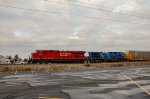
[14,61,26,64]
[0,55,11,64]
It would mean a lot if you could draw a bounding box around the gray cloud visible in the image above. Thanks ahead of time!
[0,0,150,58]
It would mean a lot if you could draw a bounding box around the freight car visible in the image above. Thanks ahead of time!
[31,50,86,64]
[125,50,150,61]
[88,52,125,62]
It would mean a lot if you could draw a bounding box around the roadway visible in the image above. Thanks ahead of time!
[0,66,150,99]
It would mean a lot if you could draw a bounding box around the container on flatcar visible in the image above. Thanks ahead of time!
[125,50,150,61]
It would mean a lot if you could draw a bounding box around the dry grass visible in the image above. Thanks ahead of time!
[0,61,150,72]
[91,61,150,68]
[0,64,85,72]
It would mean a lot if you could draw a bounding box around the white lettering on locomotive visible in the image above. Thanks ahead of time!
[60,53,71,56]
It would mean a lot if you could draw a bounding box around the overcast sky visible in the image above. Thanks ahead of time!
[0,0,150,58]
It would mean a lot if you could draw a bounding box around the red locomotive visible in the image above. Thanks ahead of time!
[31,50,86,63]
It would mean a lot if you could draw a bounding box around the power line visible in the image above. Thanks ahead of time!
[2,0,149,19]
[74,0,150,9]
[44,0,150,19]
[64,0,150,17]
[129,0,150,11]
[133,0,150,6]
[45,0,150,19]
[0,4,149,25]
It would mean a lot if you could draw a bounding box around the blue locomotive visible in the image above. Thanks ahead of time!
[88,52,125,62]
